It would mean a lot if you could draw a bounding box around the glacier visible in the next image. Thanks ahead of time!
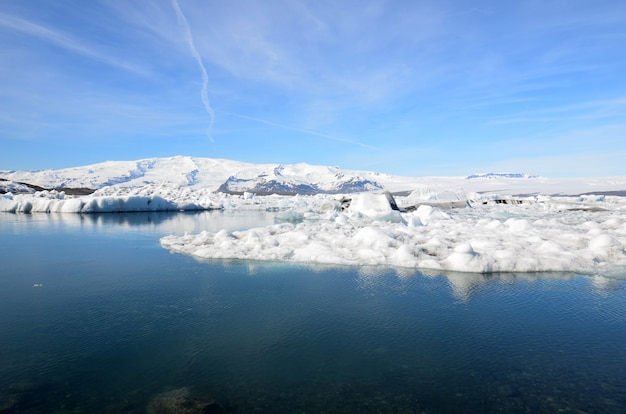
[2,156,626,274]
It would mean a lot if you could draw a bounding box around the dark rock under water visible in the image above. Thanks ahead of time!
[147,388,227,414]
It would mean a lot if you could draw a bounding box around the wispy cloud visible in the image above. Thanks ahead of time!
[486,97,626,125]
[224,112,378,151]
[2,0,626,175]
[171,0,215,143]
[488,149,626,178]
[169,1,447,103]
[0,12,148,76]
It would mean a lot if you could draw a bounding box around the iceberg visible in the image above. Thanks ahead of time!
[3,156,626,274]
[0,192,208,213]
[161,192,626,275]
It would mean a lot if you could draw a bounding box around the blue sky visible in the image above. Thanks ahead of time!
[1,0,625,177]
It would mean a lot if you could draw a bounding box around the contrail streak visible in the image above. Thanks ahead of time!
[225,112,379,150]
[172,0,215,143]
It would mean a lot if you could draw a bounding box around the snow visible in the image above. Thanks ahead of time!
[0,156,388,194]
[161,192,626,276]
[0,180,35,194]
[346,192,404,222]
[4,155,626,196]
[2,156,626,274]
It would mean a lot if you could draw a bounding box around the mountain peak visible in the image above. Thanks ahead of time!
[0,156,386,195]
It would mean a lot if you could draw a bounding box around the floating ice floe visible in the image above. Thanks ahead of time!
[161,193,626,275]
[0,184,334,213]
[0,192,205,213]
[3,173,626,274]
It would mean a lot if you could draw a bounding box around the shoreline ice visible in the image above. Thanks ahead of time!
[2,157,626,274]
[161,192,626,275]
[2,182,626,275]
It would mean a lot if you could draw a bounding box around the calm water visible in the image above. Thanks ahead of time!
[1,212,626,413]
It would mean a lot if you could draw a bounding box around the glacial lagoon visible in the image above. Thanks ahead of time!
[1,211,625,413]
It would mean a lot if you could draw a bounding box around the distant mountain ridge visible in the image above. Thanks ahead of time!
[217,163,383,194]
[466,172,538,179]
[3,157,626,197]
[217,176,382,195]
[0,156,389,195]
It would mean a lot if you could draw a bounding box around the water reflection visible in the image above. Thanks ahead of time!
[0,210,278,236]
[201,258,626,301]
[429,270,578,301]
[296,263,624,301]
[2,211,624,301]
[590,274,622,295]
[1,213,626,413]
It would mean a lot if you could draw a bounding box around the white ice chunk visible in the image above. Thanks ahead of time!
[411,205,450,225]
[161,196,626,275]
[348,193,404,222]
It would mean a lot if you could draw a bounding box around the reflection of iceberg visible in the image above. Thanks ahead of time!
[6,176,626,276]
[423,271,582,301]
[3,210,277,237]
[348,265,617,302]
[590,275,621,295]
[232,261,622,302]
[443,272,489,302]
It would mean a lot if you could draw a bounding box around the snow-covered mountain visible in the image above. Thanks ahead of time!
[1,157,247,191]
[0,156,391,195]
[3,156,626,274]
[2,155,626,196]
[217,164,383,194]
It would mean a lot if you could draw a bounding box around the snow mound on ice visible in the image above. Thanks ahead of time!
[161,193,626,274]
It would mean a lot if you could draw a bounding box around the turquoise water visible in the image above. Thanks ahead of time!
[1,212,626,413]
